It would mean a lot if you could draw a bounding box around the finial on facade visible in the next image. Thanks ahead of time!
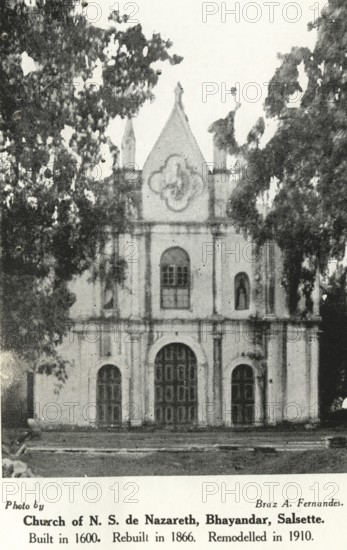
[123,117,135,140]
[174,82,184,107]
[121,117,136,168]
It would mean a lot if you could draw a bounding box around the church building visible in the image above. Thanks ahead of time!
[35,84,320,428]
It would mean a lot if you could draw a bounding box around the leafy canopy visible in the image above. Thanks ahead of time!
[210,0,347,314]
[0,0,181,378]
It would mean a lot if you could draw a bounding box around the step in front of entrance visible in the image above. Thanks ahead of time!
[26,441,327,454]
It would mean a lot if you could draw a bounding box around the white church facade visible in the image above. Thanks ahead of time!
[35,84,320,428]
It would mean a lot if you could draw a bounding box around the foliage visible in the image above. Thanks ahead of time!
[210,0,347,314]
[0,0,181,378]
[209,110,238,154]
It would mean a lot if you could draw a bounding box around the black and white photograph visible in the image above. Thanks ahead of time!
[1,0,347,489]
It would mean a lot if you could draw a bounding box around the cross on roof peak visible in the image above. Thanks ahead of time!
[174,82,184,106]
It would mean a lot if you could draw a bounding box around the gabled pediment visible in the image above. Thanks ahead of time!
[142,83,209,222]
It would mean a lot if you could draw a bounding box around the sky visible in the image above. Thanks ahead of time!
[21,0,327,169]
[86,0,327,167]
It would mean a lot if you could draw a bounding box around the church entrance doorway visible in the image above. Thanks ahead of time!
[154,343,198,425]
[97,365,122,426]
[231,365,255,424]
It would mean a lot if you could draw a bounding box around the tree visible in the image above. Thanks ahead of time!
[0,0,182,380]
[210,0,347,314]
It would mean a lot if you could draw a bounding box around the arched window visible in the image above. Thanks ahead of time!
[161,247,190,309]
[235,272,250,310]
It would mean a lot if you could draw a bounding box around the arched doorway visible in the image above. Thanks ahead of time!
[231,365,255,424]
[154,343,197,425]
[97,365,122,426]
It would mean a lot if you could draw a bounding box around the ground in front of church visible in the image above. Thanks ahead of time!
[22,447,347,477]
[5,428,347,477]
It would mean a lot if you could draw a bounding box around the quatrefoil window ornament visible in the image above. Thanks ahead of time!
[148,155,204,212]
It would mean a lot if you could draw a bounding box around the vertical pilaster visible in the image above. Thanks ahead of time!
[211,224,224,425]
[144,225,152,318]
[131,228,141,317]
[266,322,284,424]
[286,323,310,422]
[309,325,320,423]
[211,224,225,315]
[212,227,217,316]
[113,231,119,315]
[212,232,224,316]
[212,330,223,425]
[265,241,276,315]
[127,329,144,426]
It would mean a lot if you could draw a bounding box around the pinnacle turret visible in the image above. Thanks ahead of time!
[121,118,136,167]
